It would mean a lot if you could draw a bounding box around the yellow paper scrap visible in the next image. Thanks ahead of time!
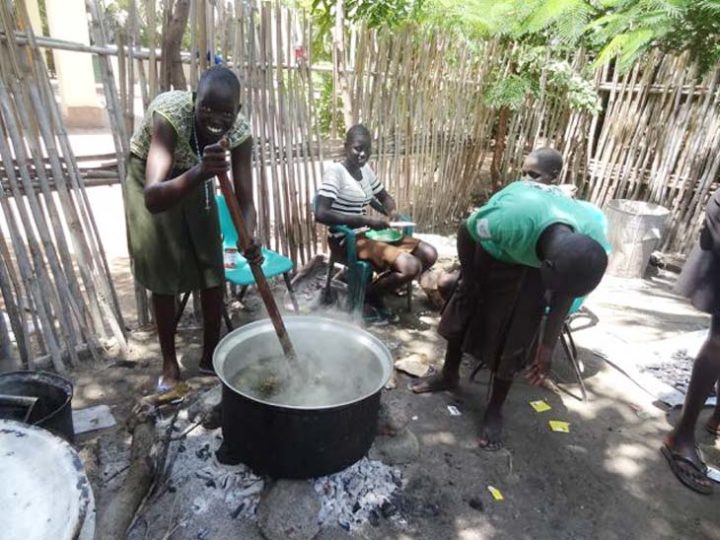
[487,486,504,501]
[549,420,571,433]
[529,400,552,413]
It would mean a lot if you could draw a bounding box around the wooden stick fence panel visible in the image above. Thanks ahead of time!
[4,0,720,371]
[0,0,125,369]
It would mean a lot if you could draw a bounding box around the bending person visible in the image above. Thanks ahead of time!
[411,151,609,451]
[314,124,437,322]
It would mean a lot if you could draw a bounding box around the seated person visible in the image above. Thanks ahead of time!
[411,155,610,452]
[314,124,437,321]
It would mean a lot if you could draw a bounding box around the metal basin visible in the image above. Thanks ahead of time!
[213,315,393,478]
[0,420,94,540]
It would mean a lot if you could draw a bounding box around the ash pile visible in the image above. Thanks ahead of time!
[637,330,714,397]
[120,386,404,539]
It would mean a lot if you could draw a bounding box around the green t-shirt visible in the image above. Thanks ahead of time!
[466,181,611,267]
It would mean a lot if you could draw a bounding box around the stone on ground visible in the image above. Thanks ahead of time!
[369,428,419,465]
[257,480,320,540]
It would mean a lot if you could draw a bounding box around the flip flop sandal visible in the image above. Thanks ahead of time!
[478,437,504,452]
[704,421,720,438]
[661,444,713,495]
[156,376,176,394]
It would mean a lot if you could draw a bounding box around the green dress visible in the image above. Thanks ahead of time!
[124,91,251,294]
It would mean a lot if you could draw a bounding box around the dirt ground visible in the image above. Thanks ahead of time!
[17,132,717,538]
[64,244,720,540]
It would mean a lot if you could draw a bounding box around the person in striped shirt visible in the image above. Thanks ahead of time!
[314,124,437,321]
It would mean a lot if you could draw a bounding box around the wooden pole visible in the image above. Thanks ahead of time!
[215,164,296,361]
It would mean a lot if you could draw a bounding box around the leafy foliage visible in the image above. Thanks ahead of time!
[483,46,600,112]
[518,0,720,74]
[306,0,427,34]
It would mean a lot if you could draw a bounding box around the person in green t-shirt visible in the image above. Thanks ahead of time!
[411,149,609,451]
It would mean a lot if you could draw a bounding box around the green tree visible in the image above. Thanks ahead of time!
[306,0,427,34]
[517,0,720,75]
[422,1,600,190]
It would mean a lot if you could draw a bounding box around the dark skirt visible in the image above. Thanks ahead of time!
[438,227,547,380]
[124,154,224,295]
[675,244,720,315]
[675,188,720,315]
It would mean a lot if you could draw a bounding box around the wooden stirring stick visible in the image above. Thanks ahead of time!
[215,140,297,362]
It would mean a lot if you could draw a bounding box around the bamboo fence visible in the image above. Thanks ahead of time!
[0,0,125,370]
[582,53,720,253]
[2,0,719,340]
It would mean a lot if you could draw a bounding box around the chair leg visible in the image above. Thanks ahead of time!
[174,291,192,329]
[406,282,412,312]
[222,303,233,331]
[237,286,249,302]
[283,272,300,312]
[564,322,582,372]
[560,326,587,401]
[323,254,336,304]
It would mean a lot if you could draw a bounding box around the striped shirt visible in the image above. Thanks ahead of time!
[317,162,384,215]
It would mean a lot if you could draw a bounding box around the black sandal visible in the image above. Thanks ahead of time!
[661,444,713,495]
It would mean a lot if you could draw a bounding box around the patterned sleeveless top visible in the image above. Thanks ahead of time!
[129,90,251,171]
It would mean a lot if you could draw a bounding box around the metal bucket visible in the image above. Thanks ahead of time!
[605,199,670,278]
[0,371,74,441]
[0,419,95,540]
[213,315,393,479]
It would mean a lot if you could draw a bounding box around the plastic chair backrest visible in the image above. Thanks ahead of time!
[217,195,238,250]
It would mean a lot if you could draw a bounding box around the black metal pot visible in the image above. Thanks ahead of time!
[213,316,392,479]
[0,371,74,442]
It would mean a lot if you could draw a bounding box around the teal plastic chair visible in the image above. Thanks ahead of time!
[323,224,373,313]
[176,195,298,330]
[318,199,415,315]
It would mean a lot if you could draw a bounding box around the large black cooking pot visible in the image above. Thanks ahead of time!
[213,316,393,479]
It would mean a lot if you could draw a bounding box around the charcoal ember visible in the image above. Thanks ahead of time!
[393,474,444,518]
[314,458,402,532]
[380,501,397,518]
[368,509,380,526]
[196,443,211,460]
[468,497,484,512]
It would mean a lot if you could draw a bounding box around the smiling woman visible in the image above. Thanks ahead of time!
[313,124,438,323]
[123,66,261,392]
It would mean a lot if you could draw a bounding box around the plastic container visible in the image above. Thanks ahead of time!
[605,199,670,278]
[224,247,239,268]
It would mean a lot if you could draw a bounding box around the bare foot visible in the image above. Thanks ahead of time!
[478,408,503,451]
[410,373,459,394]
[158,361,181,392]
